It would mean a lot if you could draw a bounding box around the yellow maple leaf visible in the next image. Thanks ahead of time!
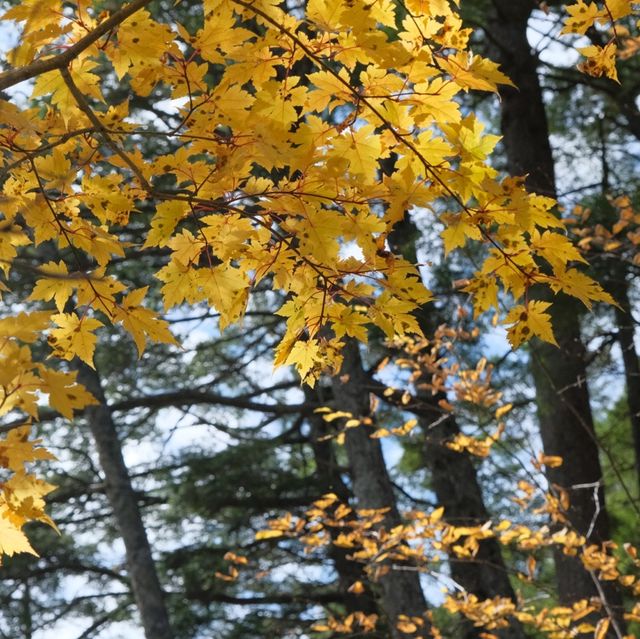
[0,511,37,561]
[110,10,176,80]
[561,0,601,35]
[32,58,103,118]
[38,368,97,420]
[0,312,51,342]
[48,313,104,368]
[549,267,616,309]
[332,125,383,183]
[504,301,558,349]
[441,212,482,255]
[0,425,56,471]
[114,287,178,355]
[143,201,190,248]
[531,230,587,272]
[605,0,634,19]
[439,52,515,93]
[329,305,370,343]
[284,339,323,386]
[27,261,75,312]
[4,471,57,526]
[577,43,619,83]
[156,260,201,310]
[197,265,249,329]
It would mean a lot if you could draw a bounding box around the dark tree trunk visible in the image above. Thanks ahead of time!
[332,340,430,638]
[77,363,174,639]
[485,0,624,622]
[388,218,527,639]
[306,387,379,620]
[612,278,640,494]
[420,401,527,639]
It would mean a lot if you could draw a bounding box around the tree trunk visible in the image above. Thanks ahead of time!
[332,340,430,638]
[388,218,527,639]
[419,400,527,639]
[485,0,624,619]
[77,363,174,639]
[612,278,640,495]
[306,386,379,620]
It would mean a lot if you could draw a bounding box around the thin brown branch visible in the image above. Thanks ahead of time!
[59,66,151,190]
[0,0,153,91]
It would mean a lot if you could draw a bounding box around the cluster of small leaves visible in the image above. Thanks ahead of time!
[253,487,640,638]
[311,323,514,451]
[560,0,639,81]
[245,327,640,636]
[568,195,640,265]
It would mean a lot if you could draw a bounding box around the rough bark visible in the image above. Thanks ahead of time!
[485,0,624,619]
[332,340,430,638]
[77,363,174,639]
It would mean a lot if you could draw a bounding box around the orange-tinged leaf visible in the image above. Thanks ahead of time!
[348,580,366,594]
[594,618,610,639]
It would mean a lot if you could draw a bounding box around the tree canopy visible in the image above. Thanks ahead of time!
[0,0,639,637]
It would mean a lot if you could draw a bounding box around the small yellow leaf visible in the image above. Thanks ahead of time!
[48,313,103,368]
[495,403,513,419]
[0,512,37,559]
[594,618,610,639]
[540,455,563,468]
[255,529,285,541]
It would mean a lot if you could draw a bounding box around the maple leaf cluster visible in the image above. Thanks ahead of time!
[560,0,640,81]
[0,0,620,560]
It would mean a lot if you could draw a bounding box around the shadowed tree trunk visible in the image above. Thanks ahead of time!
[387,218,527,639]
[305,386,379,621]
[419,399,527,639]
[332,340,430,638]
[484,0,625,624]
[611,277,640,494]
[77,363,174,639]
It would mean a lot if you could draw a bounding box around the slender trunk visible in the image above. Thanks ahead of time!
[332,340,429,638]
[22,579,32,639]
[77,363,174,639]
[612,278,640,495]
[306,387,379,619]
[527,306,612,596]
[419,400,527,639]
[388,218,527,639]
[485,0,624,619]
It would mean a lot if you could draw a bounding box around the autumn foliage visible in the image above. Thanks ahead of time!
[0,0,639,636]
